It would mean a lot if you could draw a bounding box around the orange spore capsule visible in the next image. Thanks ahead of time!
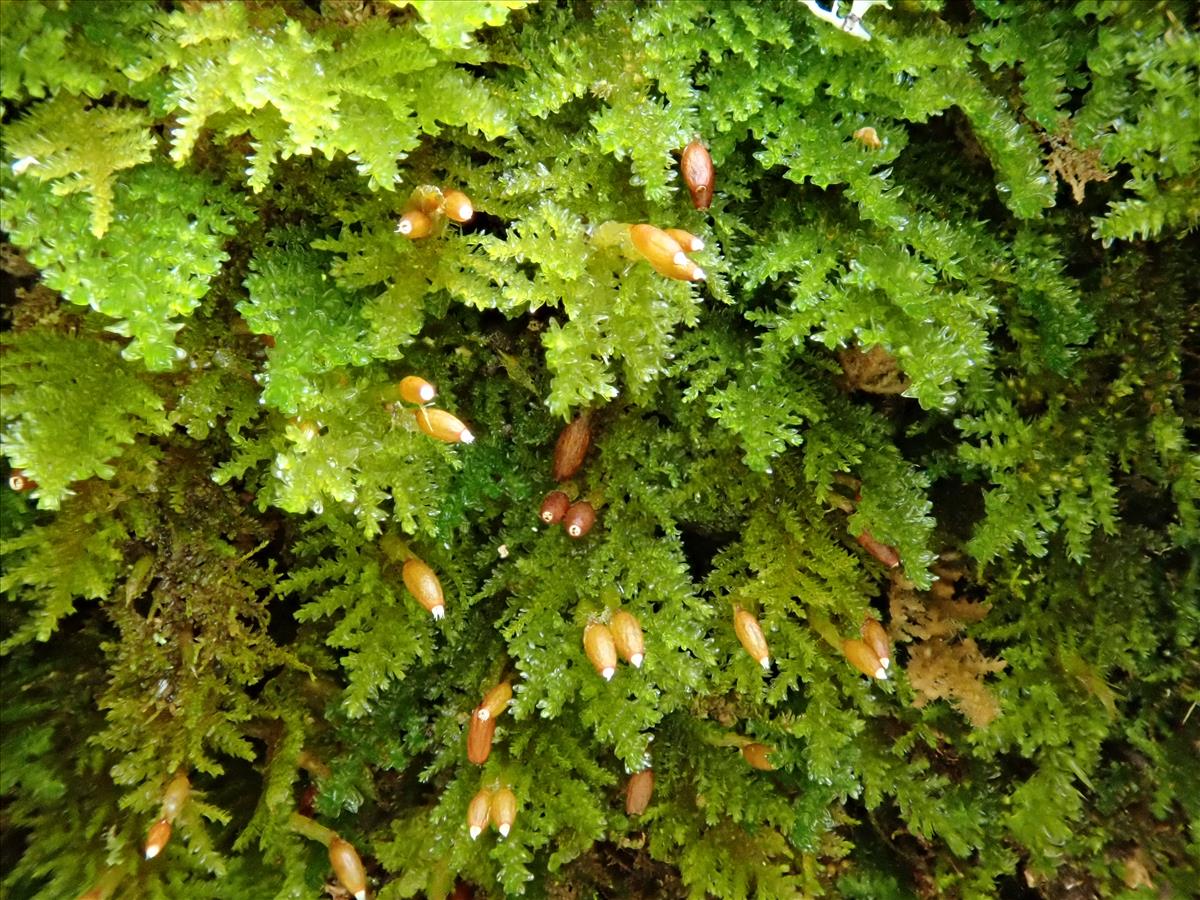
[610,610,645,668]
[664,228,705,253]
[477,682,513,721]
[402,557,445,620]
[329,836,368,900]
[398,375,436,404]
[467,710,496,764]
[490,787,517,837]
[856,530,900,568]
[733,606,770,669]
[144,818,171,860]
[467,789,492,840]
[630,224,689,276]
[742,743,776,771]
[861,617,891,670]
[843,638,888,680]
[396,209,433,239]
[442,189,474,224]
[625,769,654,815]
[681,140,714,209]
[552,414,592,481]
[415,407,474,444]
[583,622,618,681]
[563,501,596,538]
[540,490,570,524]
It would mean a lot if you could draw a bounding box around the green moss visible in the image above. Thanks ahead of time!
[1,1,1197,898]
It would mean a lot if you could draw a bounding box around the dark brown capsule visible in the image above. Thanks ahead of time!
[856,530,900,568]
[680,140,714,209]
[552,414,592,481]
[539,490,570,525]
[563,501,596,539]
[625,769,654,815]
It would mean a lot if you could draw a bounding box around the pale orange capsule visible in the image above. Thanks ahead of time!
[552,414,592,481]
[477,682,513,721]
[466,711,496,764]
[861,617,891,671]
[467,789,492,840]
[856,530,900,568]
[733,606,770,669]
[402,557,445,620]
[398,375,436,404]
[329,837,368,900]
[539,490,570,524]
[144,818,171,859]
[741,743,775,771]
[161,772,190,821]
[680,140,714,209]
[414,407,474,444]
[8,470,36,492]
[396,209,433,239]
[583,622,618,681]
[490,787,517,837]
[610,610,645,668]
[563,501,596,538]
[664,228,705,253]
[843,638,888,680]
[625,769,654,815]
[630,224,689,278]
[853,126,882,150]
[442,189,474,224]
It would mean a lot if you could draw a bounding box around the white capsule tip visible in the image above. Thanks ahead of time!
[431,605,445,620]
[419,385,435,401]
[568,525,582,537]
[692,267,707,281]
[477,708,490,720]
[672,251,688,267]
[469,826,482,840]
[875,667,888,680]
[457,204,472,221]
[459,429,475,444]
[880,657,891,669]
[145,846,161,860]
[498,824,510,837]
[691,238,705,251]
[760,656,771,670]
[397,220,413,234]
[630,653,643,668]
[355,891,367,900]
[601,667,615,681]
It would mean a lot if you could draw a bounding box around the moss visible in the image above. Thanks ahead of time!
[1,1,1197,897]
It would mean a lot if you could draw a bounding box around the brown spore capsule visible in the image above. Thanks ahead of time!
[741,743,776,771]
[402,557,445,620]
[856,530,900,568]
[442,189,474,224]
[583,622,618,681]
[552,414,592,481]
[843,638,888,680]
[329,837,368,900]
[625,769,654,815]
[539,490,570,524]
[477,681,513,721]
[610,610,645,668]
[563,501,596,539]
[861,617,891,670]
[681,140,714,209]
[467,789,492,840]
[144,818,172,860]
[733,606,770,669]
[466,711,496,764]
[415,407,474,444]
[398,375,436,404]
[161,771,190,821]
[396,209,433,239]
[490,787,517,837]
